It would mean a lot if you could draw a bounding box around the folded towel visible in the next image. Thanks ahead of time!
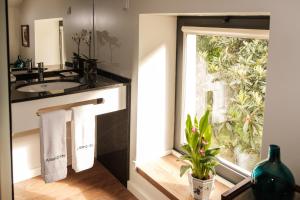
[71,104,96,172]
[40,110,67,183]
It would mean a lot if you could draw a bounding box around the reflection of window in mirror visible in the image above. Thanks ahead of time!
[8,1,69,71]
[35,18,66,70]
[8,0,95,73]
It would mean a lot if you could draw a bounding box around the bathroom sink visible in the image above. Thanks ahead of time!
[17,81,81,93]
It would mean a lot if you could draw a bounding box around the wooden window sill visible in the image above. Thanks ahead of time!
[136,154,233,200]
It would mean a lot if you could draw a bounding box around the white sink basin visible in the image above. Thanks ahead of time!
[17,81,81,93]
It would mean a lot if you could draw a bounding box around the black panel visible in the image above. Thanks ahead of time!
[97,85,131,186]
[177,16,270,30]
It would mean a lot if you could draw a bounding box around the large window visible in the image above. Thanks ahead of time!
[175,16,270,182]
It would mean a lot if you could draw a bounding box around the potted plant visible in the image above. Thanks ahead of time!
[179,110,220,200]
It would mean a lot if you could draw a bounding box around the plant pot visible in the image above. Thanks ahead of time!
[188,173,215,200]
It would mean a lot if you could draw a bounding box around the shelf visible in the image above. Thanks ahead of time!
[136,154,232,200]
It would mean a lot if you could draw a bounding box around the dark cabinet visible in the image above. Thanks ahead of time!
[96,85,130,186]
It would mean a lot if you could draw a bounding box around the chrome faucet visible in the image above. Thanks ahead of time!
[26,59,33,73]
[37,62,44,82]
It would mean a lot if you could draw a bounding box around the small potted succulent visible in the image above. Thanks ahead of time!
[179,110,220,200]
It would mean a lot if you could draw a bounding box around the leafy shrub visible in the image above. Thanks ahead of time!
[196,36,268,170]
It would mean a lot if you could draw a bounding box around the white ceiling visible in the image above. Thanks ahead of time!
[8,0,24,7]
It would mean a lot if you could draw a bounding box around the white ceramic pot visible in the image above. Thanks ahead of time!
[188,173,215,200]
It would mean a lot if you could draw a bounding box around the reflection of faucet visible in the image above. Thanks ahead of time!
[37,62,44,82]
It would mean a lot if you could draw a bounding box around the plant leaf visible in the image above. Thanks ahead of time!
[180,165,191,177]
[181,144,191,155]
[203,125,212,148]
[206,147,221,156]
[194,116,199,130]
[190,129,199,151]
[186,114,192,131]
[199,110,210,135]
[185,114,192,143]
[178,154,192,162]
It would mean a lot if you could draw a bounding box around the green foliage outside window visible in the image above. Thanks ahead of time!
[196,35,269,170]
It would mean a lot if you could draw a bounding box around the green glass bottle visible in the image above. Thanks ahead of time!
[252,145,295,200]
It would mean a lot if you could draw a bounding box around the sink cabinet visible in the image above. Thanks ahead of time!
[11,84,130,186]
[12,86,126,134]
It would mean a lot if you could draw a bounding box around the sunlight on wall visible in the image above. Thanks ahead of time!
[137,45,169,162]
[136,15,176,165]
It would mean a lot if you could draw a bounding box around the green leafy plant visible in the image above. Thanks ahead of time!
[196,35,268,170]
[179,110,220,180]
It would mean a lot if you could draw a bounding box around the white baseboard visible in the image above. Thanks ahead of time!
[127,177,170,200]
[13,167,41,183]
[127,180,150,200]
[13,157,73,183]
[127,160,172,200]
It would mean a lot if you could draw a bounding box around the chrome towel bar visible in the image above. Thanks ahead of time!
[36,98,104,116]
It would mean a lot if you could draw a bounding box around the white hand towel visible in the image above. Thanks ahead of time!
[71,104,96,172]
[40,110,67,183]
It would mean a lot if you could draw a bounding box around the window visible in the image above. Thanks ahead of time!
[174,16,270,183]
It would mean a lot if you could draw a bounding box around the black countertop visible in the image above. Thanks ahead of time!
[11,65,74,76]
[11,69,130,103]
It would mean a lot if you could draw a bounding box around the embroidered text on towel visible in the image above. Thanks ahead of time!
[46,154,66,162]
[77,144,94,151]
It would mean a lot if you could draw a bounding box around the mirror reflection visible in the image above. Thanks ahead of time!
[8,0,93,73]
[34,18,65,70]
[8,0,95,197]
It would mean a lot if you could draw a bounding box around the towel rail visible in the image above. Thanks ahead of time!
[36,98,104,116]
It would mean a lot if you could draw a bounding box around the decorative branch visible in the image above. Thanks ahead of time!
[83,31,92,59]
[72,29,90,56]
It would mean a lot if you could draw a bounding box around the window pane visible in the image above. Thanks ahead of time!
[182,33,269,172]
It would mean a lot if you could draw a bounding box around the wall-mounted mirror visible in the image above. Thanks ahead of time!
[8,0,94,72]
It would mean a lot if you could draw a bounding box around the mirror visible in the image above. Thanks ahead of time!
[7,0,94,197]
[8,0,94,72]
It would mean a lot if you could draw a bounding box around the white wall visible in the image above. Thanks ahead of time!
[93,0,300,198]
[0,0,13,198]
[129,15,177,199]
[94,0,137,78]
[136,15,176,163]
